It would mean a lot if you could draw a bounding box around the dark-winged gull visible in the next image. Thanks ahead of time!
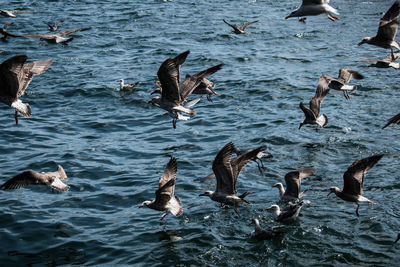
[285,0,339,21]
[222,19,259,34]
[325,69,364,99]
[273,168,315,200]
[232,144,273,175]
[328,154,383,216]
[267,202,303,222]
[45,20,64,32]
[362,53,400,70]
[0,55,52,124]
[382,113,400,129]
[119,79,139,91]
[0,9,32,18]
[22,27,91,45]
[199,142,265,216]
[358,2,400,59]
[149,50,223,128]
[1,165,69,192]
[251,218,284,240]
[299,75,330,129]
[139,157,183,220]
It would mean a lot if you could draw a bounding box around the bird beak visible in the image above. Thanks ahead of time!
[299,123,303,130]
[285,15,290,19]
[357,41,363,46]
[265,153,273,159]
[138,204,144,208]
[266,207,271,211]
[199,193,206,197]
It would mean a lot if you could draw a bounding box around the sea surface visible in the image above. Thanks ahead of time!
[1,0,400,265]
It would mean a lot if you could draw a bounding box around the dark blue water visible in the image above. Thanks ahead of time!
[1,0,400,265]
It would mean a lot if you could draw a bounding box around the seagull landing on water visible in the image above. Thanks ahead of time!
[139,157,183,221]
[382,113,400,129]
[119,79,139,91]
[299,75,330,130]
[362,53,400,70]
[232,144,273,175]
[267,202,304,222]
[273,168,315,200]
[325,69,364,99]
[222,19,259,34]
[251,218,284,241]
[328,154,383,217]
[200,142,265,216]
[358,2,400,60]
[285,0,339,21]
[0,55,52,124]
[1,165,69,192]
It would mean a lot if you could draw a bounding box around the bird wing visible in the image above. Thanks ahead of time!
[284,168,315,198]
[54,20,64,27]
[155,157,178,204]
[16,59,52,97]
[212,142,235,194]
[302,0,326,5]
[299,102,316,120]
[157,50,189,103]
[57,27,91,37]
[3,22,14,30]
[338,69,364,84]
[342,154,383,196]
[180,64,223,101]
[310,75,330,117]
[382,112,400,129]
[0,55,27,98]
[239,20,259,31]
[22,33,53,39]
[376,2,400,42]
[1,170,47,189]
[223,19,239,31]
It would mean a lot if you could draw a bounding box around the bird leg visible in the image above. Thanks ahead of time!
[331,14,340,20]
[355,204,360,217]
[256,160,264,175]
[172,119,176,129]
[343,91,350,100]
[160,212,168,221]
[233,205,241,217]
[206,95,213,102]
[220,203,225,207]
[14,110,18,124]
[391,47,395,61]
[327,14,336,21]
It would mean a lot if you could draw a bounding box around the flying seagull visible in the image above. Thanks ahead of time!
[299,75,330,130]
[325,69,364,99]
[199,142,265,216]
[232,144,273,175]
[285,0,339,21]
[0,55,52,124]
[119,79,139,91]
[251,218,284,240]
[267,202,304,222]
[328,154,383,217]
[382,113,400,129]
[22,27,91,45]
[1,165,69,192]
[139,157,183,220]
[362,53,400,70]
[358,2,400,59]
[0,9,32,18]
[149,50,223,128]
[222,19,259,34]
[273,168,315,200]
[45,20,64,32]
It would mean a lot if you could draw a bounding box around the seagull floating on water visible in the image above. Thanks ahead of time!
[251,218,284,240]
[1,165,69,192]
[149,50,223,128]
[0,9,32,18]
[362,53,400,70]
[328,154,383,217]
[200,142,265,216]
[232,144,273,175]
[45,20,64,32]
[273,168,315,200]
[0,55,52,124]
[382,113,400,129]
[267,202,304,222]
[139,157,183,220]
[119,79,139,91]
[222,19,259,34]
[23,27,91,45]
[325,69,364,99]
[299,75,330,130]
[285,0,339,21]
[358,1,400,59]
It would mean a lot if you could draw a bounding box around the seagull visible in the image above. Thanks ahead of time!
[139,157,183,220]
[285,0,339,21]
[251,218,284,240]
[267,202,304,222]
[382,113,400,129]
[325,69,364,99]
[328,154,383,217]
[272,168,315,200]
[1,165,69,192]
[0,55,52,124]
[0,9,32,18]
[358,2,400,59]
[232,144,273,175]
[45,20,64,32]
[149,50,223,128]
[222,19,259,34]
[395,233,400,243]
[199,142,265,216]
[362,53,400,70]
[22,27,91,45]
[299,75,330,130]
[0,23,22,41]
[119,79,139,91]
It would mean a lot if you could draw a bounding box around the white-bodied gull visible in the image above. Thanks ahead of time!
[285,0,339,21]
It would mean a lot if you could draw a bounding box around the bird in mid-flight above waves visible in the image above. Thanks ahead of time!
[325,69,364,99]
[45,20,64,31]
[273,168,315,200]
[22,27,91,45]
[222,19,259,34]
[285,0,339,21]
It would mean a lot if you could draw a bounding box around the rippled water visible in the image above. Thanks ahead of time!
[1,0,400,265]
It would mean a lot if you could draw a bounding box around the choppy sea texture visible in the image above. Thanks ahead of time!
[0,0,400,265]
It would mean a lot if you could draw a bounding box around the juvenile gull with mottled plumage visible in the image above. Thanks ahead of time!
[273,168,315,200]
[223,19,259,34]
[325,69,364,99]
[251,218,284,240]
